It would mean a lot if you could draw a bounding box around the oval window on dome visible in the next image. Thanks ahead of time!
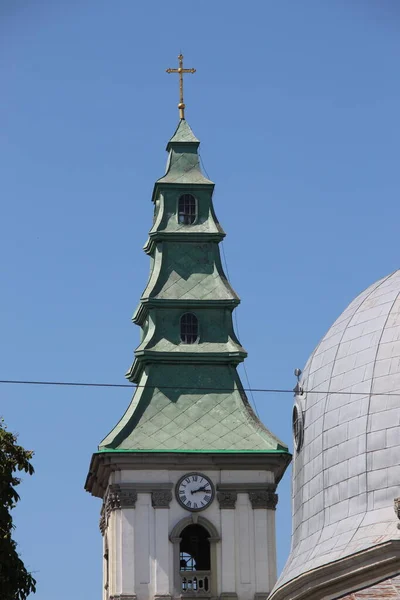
[178,194,197,225]
[292,403,304,452]
[180,313,199,344]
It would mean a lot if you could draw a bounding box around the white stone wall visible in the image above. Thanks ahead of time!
[103,468,277,600]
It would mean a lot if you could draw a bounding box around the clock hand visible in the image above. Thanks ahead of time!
[192,486,211,494]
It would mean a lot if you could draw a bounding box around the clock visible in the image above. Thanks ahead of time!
[176,472,215,511]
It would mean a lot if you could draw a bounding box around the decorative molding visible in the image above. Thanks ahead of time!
[126,482,173,493]
[99,512,106,536]
[85,452,292,499]
[170,515,220,541]
[217,483,276,492]
[170,536,182,544]
[106,484,138,512]
[154,596,172,600]
[217,491,237,509]
[152,490,173,508]
[220,593,238,600]
[109,596,137,600]
[394,497,400,527]
[249,491,278,510]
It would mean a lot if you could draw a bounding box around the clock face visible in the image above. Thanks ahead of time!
[176,473,214,511]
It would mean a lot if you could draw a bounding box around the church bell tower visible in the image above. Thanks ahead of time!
[85,55,290,600]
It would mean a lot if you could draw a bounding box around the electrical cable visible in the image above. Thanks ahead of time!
[2,378,400,398]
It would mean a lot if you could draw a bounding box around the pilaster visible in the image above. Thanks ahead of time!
[220,508,236,595]
[254,509,269,594]
[266,507,277,586]
[121,509,135,595]
[154,508,170,597]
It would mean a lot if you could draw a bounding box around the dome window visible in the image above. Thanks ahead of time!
[178,194,197,225]
[180,313,199,344]
[292,403,304,452]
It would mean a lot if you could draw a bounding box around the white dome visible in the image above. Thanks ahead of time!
[276,270,400,591]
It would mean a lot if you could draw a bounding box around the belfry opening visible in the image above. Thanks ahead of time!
[180,524,211,593]
[180,524,211,572]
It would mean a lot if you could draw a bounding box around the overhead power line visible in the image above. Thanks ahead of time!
[0,378,293,392]
[1,378,400,398]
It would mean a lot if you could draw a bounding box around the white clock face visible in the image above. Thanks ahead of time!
[176,473,214,511]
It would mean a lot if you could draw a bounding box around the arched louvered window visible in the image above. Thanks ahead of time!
[292,403,304,452]
[180,313,199,344]
[178,194,197,225]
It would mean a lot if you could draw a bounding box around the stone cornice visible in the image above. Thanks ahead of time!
[269,540,400,600]
[217,483,277,492]
[86,452,291,499]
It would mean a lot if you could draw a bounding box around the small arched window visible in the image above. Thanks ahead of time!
[178,194,197,225]
[292,403,304,452]
[180,313,199,344]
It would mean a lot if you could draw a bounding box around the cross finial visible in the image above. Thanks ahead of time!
[166,54,196,120]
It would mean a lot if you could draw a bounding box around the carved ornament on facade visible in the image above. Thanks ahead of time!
[151,490,173,508]
[249,490,278,510]
[394,497,400,528]
[217,490,237,509]
[105,484,138,516]
[99,512,106,536]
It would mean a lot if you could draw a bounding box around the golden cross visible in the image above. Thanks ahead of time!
[166,54,196,120]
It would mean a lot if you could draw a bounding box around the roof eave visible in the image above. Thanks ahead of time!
[85,450,291,498]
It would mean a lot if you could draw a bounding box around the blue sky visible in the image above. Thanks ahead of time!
[1,1,400,598]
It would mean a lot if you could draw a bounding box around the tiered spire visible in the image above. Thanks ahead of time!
[99,121,287,454]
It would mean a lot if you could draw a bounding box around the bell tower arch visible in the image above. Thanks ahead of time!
[170,516,220,598]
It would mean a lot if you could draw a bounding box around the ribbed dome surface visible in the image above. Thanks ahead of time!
[275,270,400,589]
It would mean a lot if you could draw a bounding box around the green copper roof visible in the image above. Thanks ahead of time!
[100,366,288,452]
[167,119,200,146]
[157,120,213,186]
[96,120,289,458]
[138,243,238,303]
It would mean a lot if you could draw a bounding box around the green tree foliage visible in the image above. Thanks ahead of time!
[0,419,36,599]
